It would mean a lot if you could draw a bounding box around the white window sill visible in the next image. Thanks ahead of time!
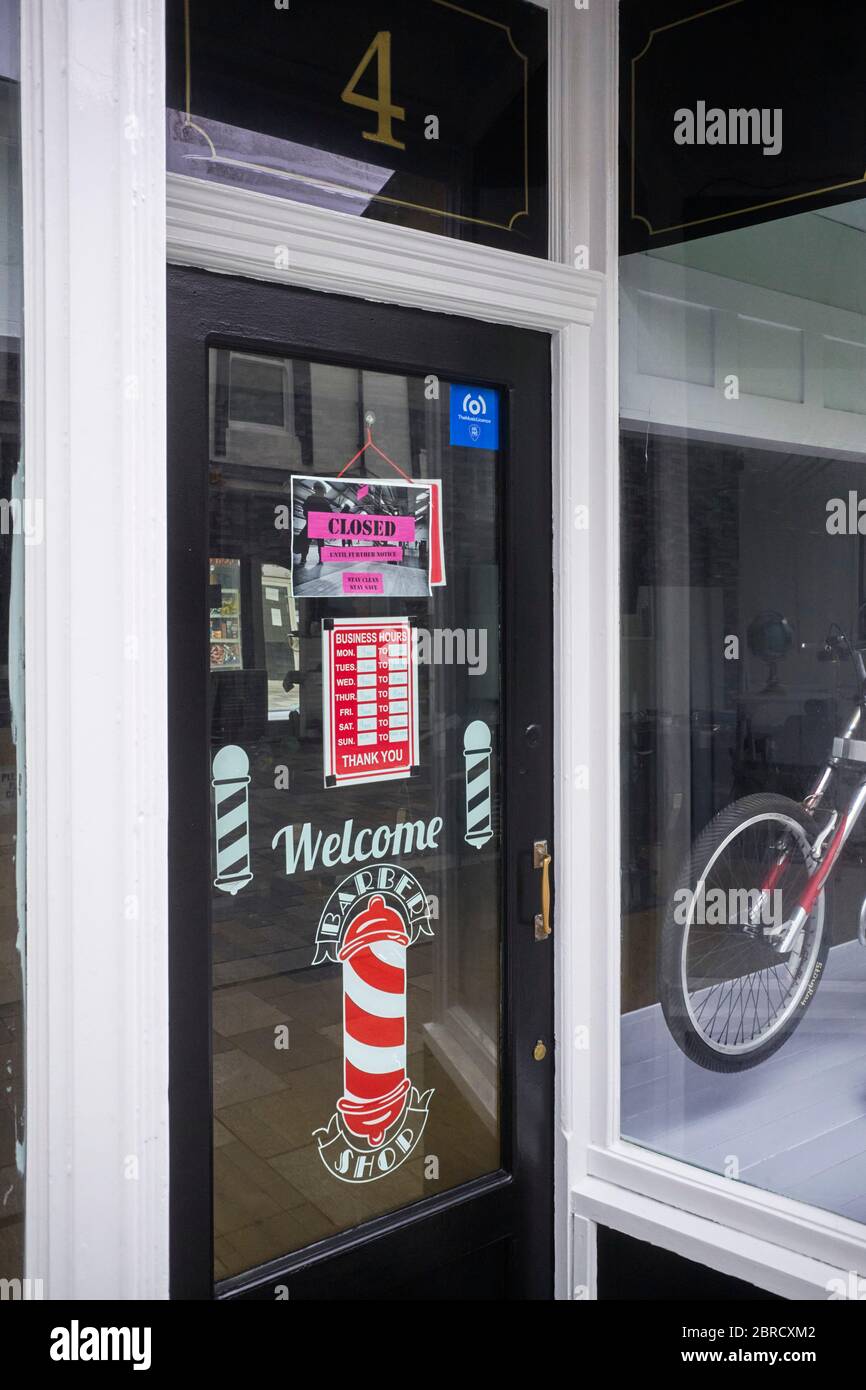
[571,1175,855,1301]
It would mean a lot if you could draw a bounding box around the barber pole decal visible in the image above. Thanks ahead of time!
[463,720,494,850]
[313,865,434,1183]
[211,745,253,896]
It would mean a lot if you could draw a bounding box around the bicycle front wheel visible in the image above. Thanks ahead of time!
[659,794,831,1072]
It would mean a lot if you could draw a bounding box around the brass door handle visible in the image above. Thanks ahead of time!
[533,840,552,941]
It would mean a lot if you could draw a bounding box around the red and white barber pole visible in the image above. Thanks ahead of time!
[312,865,434,1183]
[337,895,411,1147]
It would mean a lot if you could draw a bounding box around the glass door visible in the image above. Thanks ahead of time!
[168,271,553,1300]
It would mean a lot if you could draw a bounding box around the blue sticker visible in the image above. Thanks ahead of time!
[450,385,500,450]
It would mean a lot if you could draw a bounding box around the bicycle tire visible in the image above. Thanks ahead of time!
[659,794,831,1072]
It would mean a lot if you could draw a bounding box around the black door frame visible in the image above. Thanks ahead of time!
[167,266,554,1300]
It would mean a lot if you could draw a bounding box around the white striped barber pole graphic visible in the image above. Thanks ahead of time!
[464,720,494,849]
[312,866,434,1183]
[211,745,254,896]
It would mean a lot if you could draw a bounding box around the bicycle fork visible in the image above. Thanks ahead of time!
[762,703,866,953]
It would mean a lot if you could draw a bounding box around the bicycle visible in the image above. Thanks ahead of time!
[659,622,866,1072]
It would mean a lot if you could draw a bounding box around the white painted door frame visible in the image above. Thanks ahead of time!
[21,0,168,1299]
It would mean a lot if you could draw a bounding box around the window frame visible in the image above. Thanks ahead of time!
[571,0,866,1300]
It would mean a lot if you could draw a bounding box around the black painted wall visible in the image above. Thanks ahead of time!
[597,1227,783,1301]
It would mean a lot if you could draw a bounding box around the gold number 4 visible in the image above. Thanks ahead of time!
[341,31,406,151]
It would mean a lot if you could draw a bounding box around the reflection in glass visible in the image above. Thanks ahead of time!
[620,206,866,1231]
[210,559,242,671]
[260,565,299,723]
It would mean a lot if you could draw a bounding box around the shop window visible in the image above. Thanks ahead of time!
[620,0,866,1229]
[165,0,549,260]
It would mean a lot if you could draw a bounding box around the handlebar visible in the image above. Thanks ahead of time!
[819,624,866,697]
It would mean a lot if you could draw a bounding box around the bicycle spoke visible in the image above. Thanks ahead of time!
[680,811,823,1052]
